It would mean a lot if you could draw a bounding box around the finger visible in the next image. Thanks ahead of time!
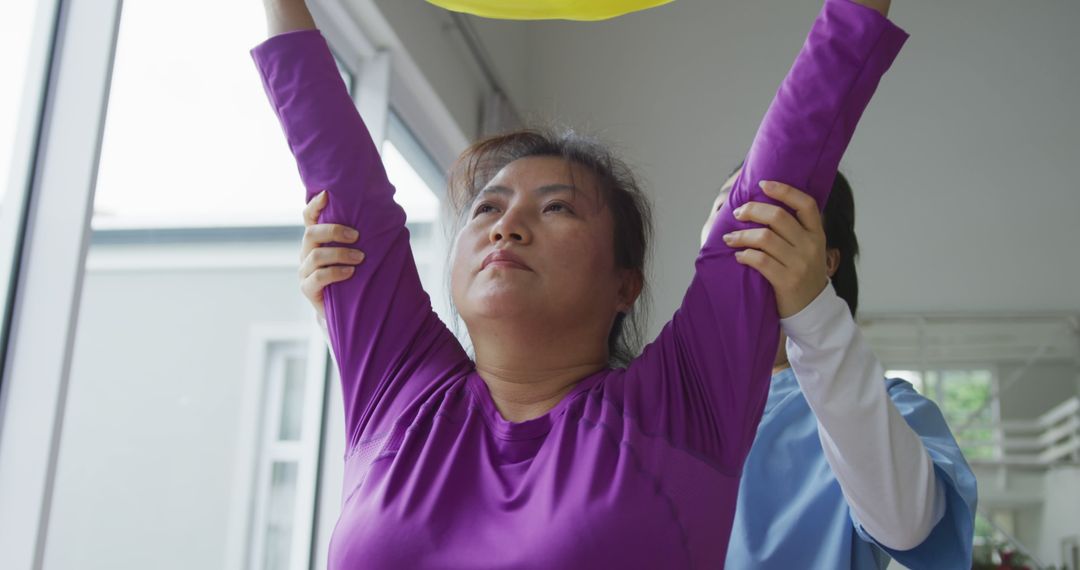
[303,190,328,226]
[301,266,355,300]
[722,229,798,268]
[300,224,360,264]
[734,248,789,290]
[732,201,802,247]
[760,181,823,234]
[299,247,365,279]
[303,223,360,248]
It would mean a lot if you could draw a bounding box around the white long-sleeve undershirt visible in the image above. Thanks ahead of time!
[781,285,946,551]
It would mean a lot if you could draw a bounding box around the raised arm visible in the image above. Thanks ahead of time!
[263,0,316,36]
[854,0,891,17]
[625,0,908,472]
[253,2,469,450]
[719,0,905,220]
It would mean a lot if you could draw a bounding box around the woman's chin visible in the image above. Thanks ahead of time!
[463,289,541,321]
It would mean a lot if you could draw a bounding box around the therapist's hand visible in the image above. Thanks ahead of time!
[299,190,365,319]
[722,182,831,319]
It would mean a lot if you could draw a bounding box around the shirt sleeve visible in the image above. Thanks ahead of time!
[622,0,909,472]
[251,31,470,451]
[869,380,979,567]
[782,285,946,551]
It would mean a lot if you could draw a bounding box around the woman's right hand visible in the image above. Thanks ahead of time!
[300,190,365,319]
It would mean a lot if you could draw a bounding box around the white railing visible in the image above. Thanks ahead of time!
[960,397,1080,467]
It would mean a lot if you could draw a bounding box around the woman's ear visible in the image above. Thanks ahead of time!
[616,269,644,313]
[826,248,842,278]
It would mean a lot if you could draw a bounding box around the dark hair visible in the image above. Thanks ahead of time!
[822,172,860,317]
[447,129,653,367]
[727,163,860,316]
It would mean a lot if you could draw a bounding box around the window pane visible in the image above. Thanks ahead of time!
[91,1,308,229]
[44,2,332,568]
[383,111,454,331]
[939,369,995,460]
[263,461,299,570]
[278,355,306,442]
[0,2,40,207]
[383,140,440,223]
[887,368,997,459]
[0,0,53,355]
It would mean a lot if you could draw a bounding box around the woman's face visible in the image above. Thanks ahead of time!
[450,156,633,337]
[700,169,742,247]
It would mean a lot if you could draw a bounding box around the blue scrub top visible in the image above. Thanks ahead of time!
[726,369,979,569]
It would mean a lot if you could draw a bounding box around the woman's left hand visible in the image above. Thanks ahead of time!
[722,181,830,318]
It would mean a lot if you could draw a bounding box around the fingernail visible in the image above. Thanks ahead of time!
[344,228,359,240]
[722,233,734,244]
[734,206,744,218]
[341,266,355,274]
[349,250,366,262]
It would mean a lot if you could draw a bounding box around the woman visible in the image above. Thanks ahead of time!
[253,0,905,566]
[304,173,980,569]
[301,172,977,567]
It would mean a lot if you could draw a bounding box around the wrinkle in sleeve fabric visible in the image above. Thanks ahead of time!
[251,31,470,451]
[623,0,908,473]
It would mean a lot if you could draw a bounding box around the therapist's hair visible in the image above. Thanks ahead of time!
[728,163,860,317]
[822,172,860,317]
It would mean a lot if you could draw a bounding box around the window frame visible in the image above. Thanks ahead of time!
[0,1,472,568]
[0,1,123,566]
[0,0,61,375]
[224,326,328,570]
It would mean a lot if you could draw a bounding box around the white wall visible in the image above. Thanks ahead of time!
[1039,466,1080,568]
[44,245,311,570]
[519,0,1080,339]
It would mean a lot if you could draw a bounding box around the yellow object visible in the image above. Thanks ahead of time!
[426,0,674,21]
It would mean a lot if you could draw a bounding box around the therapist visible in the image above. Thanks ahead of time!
[712,165,979,569]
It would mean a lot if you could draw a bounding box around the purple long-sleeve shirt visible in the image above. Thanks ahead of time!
[252,1,906,567]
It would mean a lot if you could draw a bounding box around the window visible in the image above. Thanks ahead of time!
[886,368,999,460]
[383,110,454,329]
[0,2,40,205]
[42,2,338,568]
[2,0,467,565]
[240,334,326,570]
[0,0,57,364]
[90,1,311,229]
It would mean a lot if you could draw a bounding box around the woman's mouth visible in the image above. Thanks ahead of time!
[482,250,532,271]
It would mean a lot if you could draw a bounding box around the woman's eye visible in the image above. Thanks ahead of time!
[473,203,497,216]
[544,202,572,214]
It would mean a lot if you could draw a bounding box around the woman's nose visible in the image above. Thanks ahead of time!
[489,210,531,244]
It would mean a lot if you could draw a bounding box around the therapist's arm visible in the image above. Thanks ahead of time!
[783,291,946,551]
[715,174,943,550]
